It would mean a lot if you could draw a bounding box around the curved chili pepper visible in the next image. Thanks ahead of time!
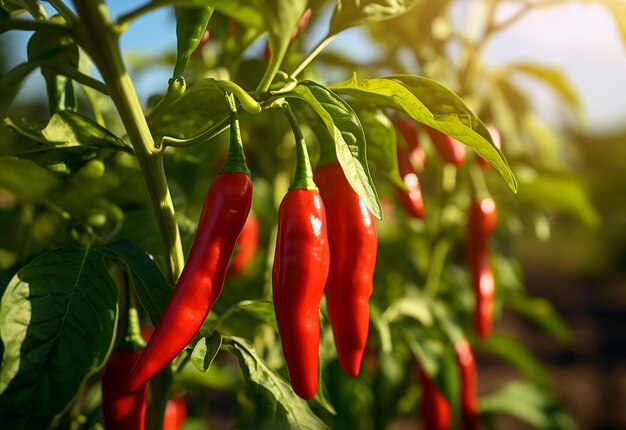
[424,126,466,166]
[467,198,497,339]
[128,93,252,391]
[273,103,329,399]
[416,362,451,430]
[102,282,147,430]
[173,6,214,76]
[395,144,425,219]
[314,162,377,377]
[394,118,426,169]
[163,396,187,430]
[477,125,502,169]
[227,211,259,277]
[455,340,479,430]
[191,30,210,57]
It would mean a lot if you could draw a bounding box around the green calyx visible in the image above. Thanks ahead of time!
[220,91,251,176]
[278,102,317,191]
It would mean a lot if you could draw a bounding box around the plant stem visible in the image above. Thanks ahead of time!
[290,34,337,80]
[71,1,184,285]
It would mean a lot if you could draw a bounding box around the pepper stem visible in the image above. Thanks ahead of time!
[279,103,317,190]
[220,91,251,176]
[117,267,146,351]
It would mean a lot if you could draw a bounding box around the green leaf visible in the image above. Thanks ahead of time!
[352,104,404,188]
[329,0,418,35]
[232,300,277,328]
[504,293,571,345]
[517,172,600,227]
[480,381,576,430]
[478,334,552,391]
[0,245,118,429]
[259,0,307,94]
[0,158,59,202]
[191,331,222,372]
[381,294,433,327]
[4,111,129,151]
[0,61,41,118]
[223,336,329,429]
[287,81,382,219]
[208,0,264,28]
[329,75,518,193]
[508,63,579,109]
[103,240,171,327]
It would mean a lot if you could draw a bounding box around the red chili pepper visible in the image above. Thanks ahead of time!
[416,362,451,430]
[395,144,425,219]
[264,8,312,61]
[314,162,377,377]
[467,198,497,339]
[163,396,187,430]
[395,118,426,169]
[128,92,252,391]
[477,125,502,169]
[455,340,479,430]
[424,126,466,166]
[102,284,147,430]
[273,103,329,399]
[227,211,259,277]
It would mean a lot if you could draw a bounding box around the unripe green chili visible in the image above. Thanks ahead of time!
[173,6,214,77]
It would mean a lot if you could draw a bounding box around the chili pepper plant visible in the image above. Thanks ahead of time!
[0,0,602,429]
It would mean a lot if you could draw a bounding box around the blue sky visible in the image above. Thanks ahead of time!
[4,1,626,133]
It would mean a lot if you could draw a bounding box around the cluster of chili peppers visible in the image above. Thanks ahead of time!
[417,340,479,430]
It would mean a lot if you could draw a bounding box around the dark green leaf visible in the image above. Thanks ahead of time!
[191,331,222,372]
[329,0,418,34]
[287,81,382,219]
[478,334,552,391]
[223,336,329,429]
[504,293,571,345]
[509,63,579,109]
[0,61,41,118]
[352,105,404,188]
[329,75,517,193]
[233,300,277,328]
[480,381,575,430]
[103,240,171,327]
[0,245,118,429]
[0,158,59,202]
[4,111,129,151]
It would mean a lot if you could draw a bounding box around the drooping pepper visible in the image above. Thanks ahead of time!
[173,6,214,77]
[102,278,147,430]
[227,211,259,277]
[467,198,497,339]
[416,362,452,430]
[314,162,377,377]
[424,125,466,166]
[394,118,426,169]
[477,125,502,169]
[264,8,312,61]
[273,103,330,399]
[163,395,187,430]
[395,144,425,219]
[128,92,252,391]
[455,340,479,430]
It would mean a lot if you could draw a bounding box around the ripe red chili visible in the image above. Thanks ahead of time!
[273,102,329,400]
[467,198,497,339]
[128,93,252,391]
[314,162,377,377]
[477,125,502,169]
[163,396,187,430]
[455,340,479,430]
[227,211,259,277]
[395,118,426,169]
[424,126,466,166]
[395,144,425,219]
[102,286,147,430]
[416,362,451,430]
